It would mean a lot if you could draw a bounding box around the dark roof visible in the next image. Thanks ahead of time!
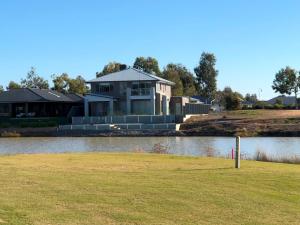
[266,95,297,105]
[242,100,255,105]
[65,93,84,102]
[0,88,83,103]
[192,96,213,104]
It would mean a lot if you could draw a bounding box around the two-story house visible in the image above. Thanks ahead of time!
[85,68,174,116]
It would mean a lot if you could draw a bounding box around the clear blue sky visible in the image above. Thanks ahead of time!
[1,0,300,99]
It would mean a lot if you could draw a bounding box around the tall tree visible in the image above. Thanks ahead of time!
[245,93,258,103]
[68,75,89,95]
[220,87,243,110]
[163,64,197,96]
[272,66,300,108]
[194,52,218,99]
[96,62,127,77]
[7,81,21,90]
[21,67,49,89]
[52,73,70,93]
[163,64,184,96]
[0,85,4,93]
[133,57,161,76]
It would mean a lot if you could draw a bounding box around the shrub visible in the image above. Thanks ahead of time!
[151,143,170,154]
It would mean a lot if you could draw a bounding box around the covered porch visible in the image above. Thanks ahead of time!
[84,94,115,117]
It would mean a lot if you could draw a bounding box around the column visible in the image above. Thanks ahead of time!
[126,87,131,115]
[109,100,114,116]
[150,87,155,115]
[84,98,89,117]
[162,95,167,115]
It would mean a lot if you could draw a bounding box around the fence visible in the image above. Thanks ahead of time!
[184,103,210,115]
[72,115,176,125]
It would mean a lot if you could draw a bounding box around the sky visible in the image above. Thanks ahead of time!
[1,0,300,100]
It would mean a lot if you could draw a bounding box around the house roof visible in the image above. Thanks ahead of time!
[87,68,175,85]
[192,96,214,104]
[266,95,297,105]
[0,88,84,103]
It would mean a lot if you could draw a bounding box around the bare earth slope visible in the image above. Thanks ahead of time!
[180,110,300,137]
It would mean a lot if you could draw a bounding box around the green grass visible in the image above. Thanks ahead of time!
[0,153,299,225]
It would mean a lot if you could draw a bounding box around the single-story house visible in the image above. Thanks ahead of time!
[0,88,84,118]
[242,100,256,108]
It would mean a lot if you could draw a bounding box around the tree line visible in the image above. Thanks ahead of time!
[0,52,219,98]
[0,53,259,110]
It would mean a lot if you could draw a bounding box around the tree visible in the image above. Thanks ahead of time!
[245,93,258,103]
[163,65,184,96]
[220,87,243,110]
[7,81,21,90]
[162,63,197,96]
[194,52,218,99]
[96,62,127,77]
[68,75,89,95]
[0,85,4,93]
[21,67,49,89]
[52,73,70,93]
[272,66,300,108]
[133,57,161,76]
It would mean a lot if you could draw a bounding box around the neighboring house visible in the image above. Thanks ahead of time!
[266,95,298,106]
[242,100,255,108]
[191,96,214,104]
[85,68,175,116]
[169,96,211,115]
[0,88,83,118]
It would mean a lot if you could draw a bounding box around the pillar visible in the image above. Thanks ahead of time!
[109,100,114,116]
[126,87,131,115]
[162,95,167,115]
[150,87,155,115]
[84,98,89,117]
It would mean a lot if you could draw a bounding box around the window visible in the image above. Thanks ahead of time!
[97,83,113,93]
[0,104,9,113]
[131,82,151,96]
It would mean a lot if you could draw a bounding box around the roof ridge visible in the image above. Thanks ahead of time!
[26,88,46,101]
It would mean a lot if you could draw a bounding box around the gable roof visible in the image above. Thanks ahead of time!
[0,88,83,103]
[87,68,175,85]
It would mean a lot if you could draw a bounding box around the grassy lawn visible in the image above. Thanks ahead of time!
[0,153,299,225]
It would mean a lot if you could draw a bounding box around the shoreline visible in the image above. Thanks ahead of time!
[1,127,300,137]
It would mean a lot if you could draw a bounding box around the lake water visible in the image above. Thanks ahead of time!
[0,136,300,158]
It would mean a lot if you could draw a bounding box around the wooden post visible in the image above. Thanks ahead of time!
[235,136,240,168]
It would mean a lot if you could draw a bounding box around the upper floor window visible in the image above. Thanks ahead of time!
[97,83,113,93]
[131,82,151,96]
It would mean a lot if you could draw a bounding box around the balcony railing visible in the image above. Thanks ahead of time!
[131,88,151,96]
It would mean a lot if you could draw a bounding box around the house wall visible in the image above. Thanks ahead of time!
[90,81,172,115]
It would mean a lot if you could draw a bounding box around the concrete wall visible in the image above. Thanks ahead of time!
[90,81,172,115]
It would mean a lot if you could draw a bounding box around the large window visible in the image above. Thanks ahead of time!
[131,82,151,96]
[97,83,113,93]
[0,104,9,113]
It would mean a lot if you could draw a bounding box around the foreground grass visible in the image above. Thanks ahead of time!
[0,153,299,225]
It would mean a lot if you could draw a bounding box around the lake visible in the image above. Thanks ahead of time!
[0,136,300,158]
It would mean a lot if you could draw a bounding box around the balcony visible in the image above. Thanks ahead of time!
[131,88,151,96]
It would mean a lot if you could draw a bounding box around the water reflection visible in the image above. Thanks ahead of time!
[0,136,300,157]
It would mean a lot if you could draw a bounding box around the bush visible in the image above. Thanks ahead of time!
[151,143,170,154]
[273,104,284,109]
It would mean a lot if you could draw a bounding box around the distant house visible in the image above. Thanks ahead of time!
[85,68,175,116]
[266,95,298,106]
[191,96,214,104]
[242,100,255,109]
[0,88,84,118]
